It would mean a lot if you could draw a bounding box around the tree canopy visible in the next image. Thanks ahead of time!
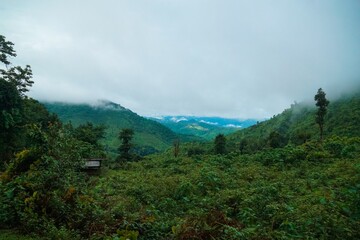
[0,35,34,164]
[117,128,134,162]
[315,88,330,141]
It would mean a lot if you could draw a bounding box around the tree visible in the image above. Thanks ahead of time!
[0,35,34,165]
[0,78,22,163]
[268,130,286,148]
[214,134,226,155]
[72,122,106,147]
[239,139,247,154]
[0,65,33,96]
[314,88,330,141]
[173,139,180,158]
[117,128,134,162]
[0,35,16,65]
[0,35,33,96]
[0,123,92,234]
[291,130,311,145]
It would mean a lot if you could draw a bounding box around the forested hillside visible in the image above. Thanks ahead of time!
[1,35,360,240]
[43,101,199,156]
[227,91,360,153]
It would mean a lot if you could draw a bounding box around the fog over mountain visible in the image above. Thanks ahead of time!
[1,0,360,118]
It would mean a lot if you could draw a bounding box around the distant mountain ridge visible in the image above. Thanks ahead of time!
[149,116,259,140]
[43,100,200,156]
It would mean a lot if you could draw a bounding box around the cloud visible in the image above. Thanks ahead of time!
[225,124,242,128]
[199,120,219,126]
[170,117,188,123]
[1,0,360,118]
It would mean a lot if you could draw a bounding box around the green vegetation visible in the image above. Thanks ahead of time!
[152,118,241,140]
[315,88,330,141]
[1,35,360,239]
[227,91,360,153]
[0,35,31,166]
[117,128,135,164]
[43,102,200,157]
[0,229,42,240]
[0,35,106,239]
[214,134,227,155]
[88,139,360,239]
[173,139,180,158]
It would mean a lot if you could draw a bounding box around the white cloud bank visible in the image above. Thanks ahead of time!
[1,0,359,118]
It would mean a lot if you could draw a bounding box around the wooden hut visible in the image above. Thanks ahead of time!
[83,158,104,174]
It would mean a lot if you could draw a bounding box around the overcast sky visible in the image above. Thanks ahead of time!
[1,0,360,118]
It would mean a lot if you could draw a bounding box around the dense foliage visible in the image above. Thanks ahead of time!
[0,35,34,166]
[214,134,227,155]
[2,135,360,239]
[116,128,135,164]
[149,116,252,140]
[0,36,106,239]
[227,91,360,154]
[47,137,359,239]
[43,102,200,157]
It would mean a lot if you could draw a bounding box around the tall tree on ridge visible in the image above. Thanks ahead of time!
[314,88,330,141]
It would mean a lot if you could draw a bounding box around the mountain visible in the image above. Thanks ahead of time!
[43,100,198,156]
[227,91,360,152]
[149,116,258,140]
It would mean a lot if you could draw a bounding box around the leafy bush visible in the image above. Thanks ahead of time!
[0,123,110,237]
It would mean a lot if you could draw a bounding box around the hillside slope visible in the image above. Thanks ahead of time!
[227,91,360,151]
[43,101,197,155]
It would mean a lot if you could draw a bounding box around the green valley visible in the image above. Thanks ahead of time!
[1,33,360,240]
[149,116,258,140]
[43,101,200,156]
